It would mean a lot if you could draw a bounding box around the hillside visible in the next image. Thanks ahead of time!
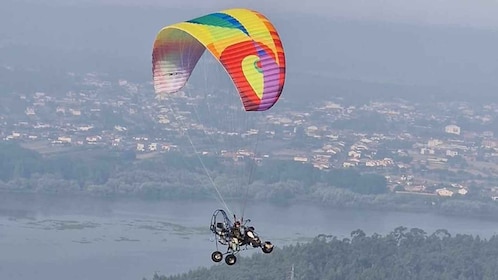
[152,227,498,280]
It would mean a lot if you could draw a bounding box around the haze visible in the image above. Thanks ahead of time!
[1,0,498,101]
[19,0,498,29]
[2,1,498,279]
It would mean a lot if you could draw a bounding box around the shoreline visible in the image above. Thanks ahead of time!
[2,188,498,224]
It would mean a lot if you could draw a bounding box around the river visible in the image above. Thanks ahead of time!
[1,192,498,280]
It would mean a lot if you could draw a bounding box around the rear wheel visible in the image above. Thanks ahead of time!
[225,254,237,265]
[262,241,273,254]
[211,251,223,262]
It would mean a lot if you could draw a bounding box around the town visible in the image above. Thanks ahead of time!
[2,70,498,200]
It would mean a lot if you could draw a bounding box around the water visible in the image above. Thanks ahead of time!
[1,192,498,280]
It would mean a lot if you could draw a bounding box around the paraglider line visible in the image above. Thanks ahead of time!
[168,103,232,216]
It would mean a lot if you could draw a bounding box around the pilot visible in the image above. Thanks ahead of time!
[231,221,243,241]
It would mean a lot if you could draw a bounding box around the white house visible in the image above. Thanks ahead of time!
[136,143,145,152]
[436,188,454,197]
[446,150,458,157]
[445,125,461,135]
[428,139,443,148]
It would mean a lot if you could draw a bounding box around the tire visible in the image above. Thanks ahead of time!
[251,239,261,247]
[225,254,237,265]
[262,241,273,254]
[211,251,223,262]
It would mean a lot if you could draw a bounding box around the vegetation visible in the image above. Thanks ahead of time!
[148,227,498,280]
[0,142,134,192]
[0,142,386,197]
[3,142,498,219]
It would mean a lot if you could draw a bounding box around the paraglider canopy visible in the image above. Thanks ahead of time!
[152,8,286,111]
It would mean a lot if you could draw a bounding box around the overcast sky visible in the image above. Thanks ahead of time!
[10,0,498,32]
[3,0,498,98]
[266,0,498,29]
[47,0,498,30]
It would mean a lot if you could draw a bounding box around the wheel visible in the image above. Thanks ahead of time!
[262,241,273,254]
[225,254,237,265]
[251,239,261,247]
[211,251,223,262]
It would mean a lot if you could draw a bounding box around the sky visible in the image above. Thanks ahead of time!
[269,0,498,30]
[38,0,498,30]
[2,0,498,100]
[12,0,498,30]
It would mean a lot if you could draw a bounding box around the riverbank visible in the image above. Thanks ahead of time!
[3,186,498,223]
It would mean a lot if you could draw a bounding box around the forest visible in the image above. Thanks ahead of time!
[0,141,386,197]
[148,227,498,280]
[2,142,498,219]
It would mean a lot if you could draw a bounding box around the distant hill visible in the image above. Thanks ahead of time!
[152,227,498,280]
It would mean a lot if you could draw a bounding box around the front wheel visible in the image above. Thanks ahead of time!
[211,251,223,262]
[225,254,237,265]
[262,241,273,254]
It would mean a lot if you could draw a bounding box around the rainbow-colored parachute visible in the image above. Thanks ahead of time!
[152,8,286,111]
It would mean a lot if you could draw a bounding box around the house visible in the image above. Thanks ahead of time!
[148,143,158,151]
[428,139,443,148]
[420,148,435,155]
[136,143,145,152]
[70,109,82,116]
[293,156,308,163]
[348,151,361,158]
[343,161,358,168]
[25,107,35,115]
[446,150,458,157]
[57,137,72,144]
[86,136,101,143]
[445,125,461,135]
[436,188,454,197]
[457,189,468,195]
